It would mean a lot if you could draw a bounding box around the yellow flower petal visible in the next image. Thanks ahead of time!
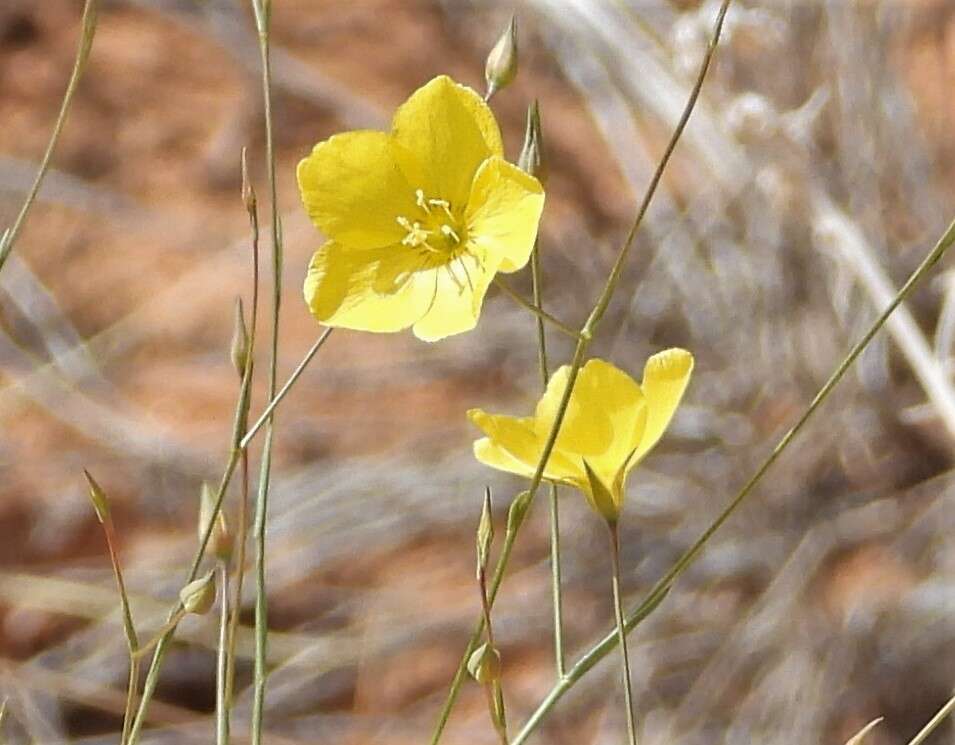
[297,131,420,249]
[534,360,646,485]
[411,250,500,342]
[392,76,503,208]
[303,242,435,333]
[468,409,583,484]
[465,157,545,273]
[632,348,694,463]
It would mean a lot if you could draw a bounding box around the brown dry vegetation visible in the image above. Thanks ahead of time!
[2,1,955,744]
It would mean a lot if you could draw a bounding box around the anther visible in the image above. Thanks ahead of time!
[440,225,461,244]
[416,189,432,214]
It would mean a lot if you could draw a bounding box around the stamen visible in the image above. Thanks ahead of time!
[440,225,461,244]
[415,189,432,214]
[429,198,455,221]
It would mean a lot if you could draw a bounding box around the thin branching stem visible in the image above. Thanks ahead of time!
[607,523,637,745]
[250,1,281,741]
[494,277,581,341]
[428,4,731,742]
[126,164,265,745]
[511,215,955,745]
[240,329,334,450]
[98,515,139,745]
[0,0,99,273]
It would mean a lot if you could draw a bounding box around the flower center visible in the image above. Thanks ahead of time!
[396,189,467,258]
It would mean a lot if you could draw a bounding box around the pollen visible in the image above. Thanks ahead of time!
[399,189,467,257]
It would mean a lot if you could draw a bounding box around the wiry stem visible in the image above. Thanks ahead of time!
[96,512,139,745]
[215,562,230,745]
[250,1,281,742]
[0,0,99,274]
[529,238,565,678]
[511,215,955,745]
[494,277,581,341]
[907,691,955,745]
[607,524,637,745]
[240,329,334,450]
[428,3,732,742]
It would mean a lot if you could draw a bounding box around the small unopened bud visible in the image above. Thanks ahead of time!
[199,482,233,562]
[476,487,494,578]
[83,469,110,523]
[467,641,502,684]
[230,297,250,378]
[484,16,517,101]
[180,571,216,615]
[240,148,256,214]
[506,490,532,535]
[518,100,546,185]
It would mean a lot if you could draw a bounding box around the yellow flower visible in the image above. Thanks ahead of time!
[468,350,694,523]
[297,75,545,342]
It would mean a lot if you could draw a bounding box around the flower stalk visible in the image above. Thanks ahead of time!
[607,523,637,745]
[429,2,731,742]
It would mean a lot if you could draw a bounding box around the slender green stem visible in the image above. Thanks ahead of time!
[607,524,637,745]
[240,328,334,450]
[511,215,955,745]
[100,517,139,745]
[494,277,581,341]
[250,1,282,741]
[907,691,955,745]
[215,562,230,745]
[224,450,250,708]
[126,291,254,742]
[0,0,99,274]
[429,3,731,742]
[530,239,565,678]
[478,568,509,745]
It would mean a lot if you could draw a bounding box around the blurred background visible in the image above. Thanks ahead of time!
[2,0,955,743]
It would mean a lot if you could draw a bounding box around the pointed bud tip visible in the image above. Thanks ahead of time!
[484,15,518,100]
[230,296,250,378]
[83,469,110,523]
[518,100,546,185]
[476,487,495,576]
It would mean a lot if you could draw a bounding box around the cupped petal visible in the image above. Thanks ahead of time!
[468,410,583,484]
[411,250,500,342]
[303,242,435,333]
[533,360,646,480]
[632,348,694,463]
[297,131,420,249]
[465,157,545,273]
[391,75,503,207]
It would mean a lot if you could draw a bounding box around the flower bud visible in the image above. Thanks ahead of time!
[180,571,216,615]
[230,296,250,379]
[476,487,494,578]
[83,469,110,523]
[199,482,233,563]
[484,16,517,100]
[518,100,546,186]
[505,490,532,535]
[467,641,502,684]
